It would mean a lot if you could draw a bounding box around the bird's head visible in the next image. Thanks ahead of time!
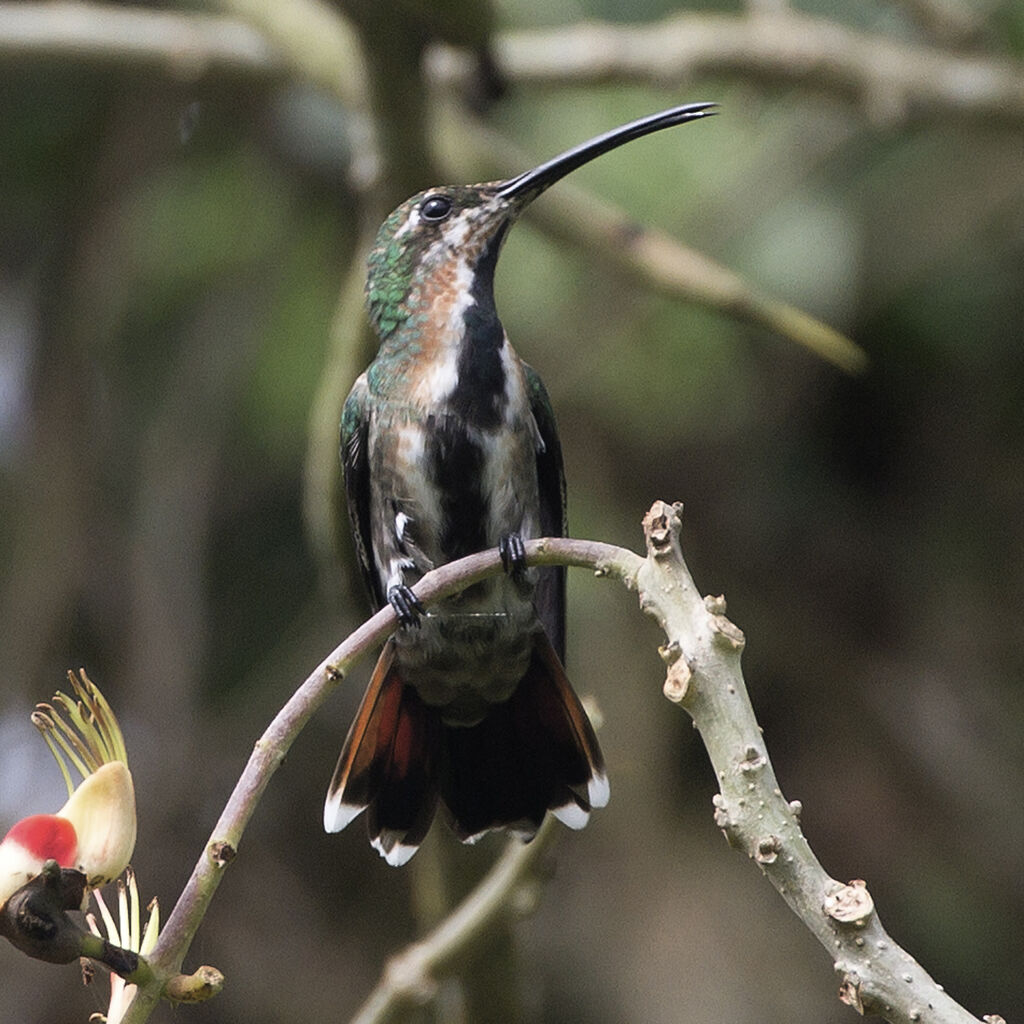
[364,102,717,341]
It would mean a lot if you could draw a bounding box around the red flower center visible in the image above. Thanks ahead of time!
[4,814,78,867]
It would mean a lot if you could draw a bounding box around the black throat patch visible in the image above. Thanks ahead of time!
[450,229,508,430]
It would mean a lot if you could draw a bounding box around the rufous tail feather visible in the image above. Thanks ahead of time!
[324,633,608,865]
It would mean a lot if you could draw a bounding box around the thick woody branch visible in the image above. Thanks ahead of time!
[633,501,988,1024]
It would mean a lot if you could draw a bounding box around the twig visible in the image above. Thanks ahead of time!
[119,537,633,1023]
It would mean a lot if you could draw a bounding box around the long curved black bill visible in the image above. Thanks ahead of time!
[498,102,717,203]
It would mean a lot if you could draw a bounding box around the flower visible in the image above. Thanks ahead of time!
[86,868,159,1024]
[0,670,136,909]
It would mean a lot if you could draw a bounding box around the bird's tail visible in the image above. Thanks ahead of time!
[323,634,608,866]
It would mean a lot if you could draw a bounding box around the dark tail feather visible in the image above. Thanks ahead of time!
[324,633,608,864]
[441,631,609,844]
[323,639,440,866]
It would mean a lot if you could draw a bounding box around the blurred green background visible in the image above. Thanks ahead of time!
[1,0,1022,1021]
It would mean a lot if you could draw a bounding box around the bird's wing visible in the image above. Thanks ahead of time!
[524,363,568,662]
[340,375,384,609]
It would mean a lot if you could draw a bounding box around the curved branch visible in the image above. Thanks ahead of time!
[119,537,635,1023]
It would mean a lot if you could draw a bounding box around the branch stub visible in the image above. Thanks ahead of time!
[165,965,225,1005]
[824,879,874,925]
[838,973,866,1013]
[209,841,236,868]
[642,501,684,560]
[755,834,781,865]
[662,656,692,703]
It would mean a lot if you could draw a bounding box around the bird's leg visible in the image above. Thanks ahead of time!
[387,584,425,628]
[498,533,528,580]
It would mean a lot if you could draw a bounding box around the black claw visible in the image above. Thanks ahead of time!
[388,585,425,628]
[499,533,527,578]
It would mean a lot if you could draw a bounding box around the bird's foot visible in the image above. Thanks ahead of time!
[388,585,425,628]
[499,533,528,579]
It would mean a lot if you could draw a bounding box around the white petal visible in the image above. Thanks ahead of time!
[58,762,136,886]
[0,834,48,907]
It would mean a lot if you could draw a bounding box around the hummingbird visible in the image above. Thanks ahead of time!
[324,103,717,865]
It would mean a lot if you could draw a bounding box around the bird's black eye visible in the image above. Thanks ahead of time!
[420,194,453,222]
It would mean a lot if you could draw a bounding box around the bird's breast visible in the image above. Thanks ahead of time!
[364,305,545,719]
[367,395,542,722]
[369,399,539,568]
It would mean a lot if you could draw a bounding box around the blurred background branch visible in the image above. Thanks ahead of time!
[5,5,1022,124]
[350,815,560,1024]
[434,113,868,373]
[434,9,1024,125]
[0,3,281,78]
